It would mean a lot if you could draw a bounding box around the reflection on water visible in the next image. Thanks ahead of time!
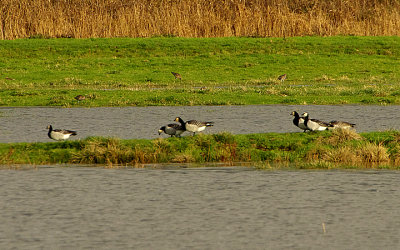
[0,166,399,249]
[1,105,400,143]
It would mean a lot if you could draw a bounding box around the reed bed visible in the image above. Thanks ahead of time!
[1,0,400,40]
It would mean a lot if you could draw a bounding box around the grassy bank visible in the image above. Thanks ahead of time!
[1,0,400,39]
[0,36,399,107]
[2,130,400,169]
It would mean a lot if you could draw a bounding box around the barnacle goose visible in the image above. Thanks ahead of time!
[158,123,185,137]
[329,120,356,130]
[174,117,214,135]
[290,111,310,132]
[47,125,77,141]
[302,112,333,131]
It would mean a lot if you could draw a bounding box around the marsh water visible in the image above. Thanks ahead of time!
[2,105,400,249]
[1,105,400,142]
[0,166,400,249]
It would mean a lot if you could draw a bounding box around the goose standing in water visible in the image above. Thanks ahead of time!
[158,123,185,137]
[174,117,214,135]
[302,112,333,131]
[47,125,77,141]
[329,120,356,130]
[290,111,310,132]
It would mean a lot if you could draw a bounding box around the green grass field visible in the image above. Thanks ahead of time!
[1,130,400,169]
[1,36,399,107]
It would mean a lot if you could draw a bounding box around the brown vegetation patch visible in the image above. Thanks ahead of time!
[322,146,361,165]
[356,143,389,164]
[319,142,389,167]
[172,153,195,163]
[324,128,363,146]
[1,0,400,39]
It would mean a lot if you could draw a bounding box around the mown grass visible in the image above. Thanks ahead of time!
[2,130,400,169]
[0,36,399,107]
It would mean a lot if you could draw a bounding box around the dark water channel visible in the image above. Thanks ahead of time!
[1,105,400,143]
[0,167,399,249]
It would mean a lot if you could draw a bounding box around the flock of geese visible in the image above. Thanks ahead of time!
[46,111,354,141]
[45,71,355,141]
[46,117,215,141]
[291,111,355,132]
[158,117,214,137]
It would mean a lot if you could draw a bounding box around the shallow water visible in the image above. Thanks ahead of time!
[1,105,400,143]
[0,166,399,249]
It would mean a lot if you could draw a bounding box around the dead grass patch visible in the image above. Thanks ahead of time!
[2,0,400,39]
[325,128,363,146]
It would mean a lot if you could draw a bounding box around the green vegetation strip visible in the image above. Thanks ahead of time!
[0,36,399,107]
[2,130,400,169]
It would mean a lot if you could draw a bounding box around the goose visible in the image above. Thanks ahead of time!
[171,72,182,80]
[174,117,214,135]
[329,120,356,130]
[302,112,333,131]
[278,74,287,82]
[158,123,185,137]
[290,111,310,132]
[47,125,77,141]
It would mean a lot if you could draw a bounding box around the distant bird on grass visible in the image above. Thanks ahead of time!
[47,125,77,141]
[171,72,182,80]
[174,117,214,136]
[328,120,356,130]
[302,112,333,131]
[74,95,86,102]
[277,74,287,82]
[158,123,185,137]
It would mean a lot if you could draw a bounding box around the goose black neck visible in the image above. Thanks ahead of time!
[47,125,53,139]
[303,114,309,125]
[292,112,300,126]
[177,117,185,125]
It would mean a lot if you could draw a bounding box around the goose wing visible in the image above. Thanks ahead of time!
[310,119,333,127]
[329,120,356,127]
[187,120,214,127]
[53,128,77,135]
[167,123,184,130]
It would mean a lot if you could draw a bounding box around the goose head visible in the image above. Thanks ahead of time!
[174,117,184,123]
[158,126,166,135]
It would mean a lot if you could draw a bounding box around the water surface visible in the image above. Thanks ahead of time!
[0,167,399,249]
[1,105,400,143]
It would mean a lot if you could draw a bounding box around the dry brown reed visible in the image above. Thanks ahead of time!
[324,128,363,146]
[308,129,390,166]
[356,142,389,164]
[1,0,400,40]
